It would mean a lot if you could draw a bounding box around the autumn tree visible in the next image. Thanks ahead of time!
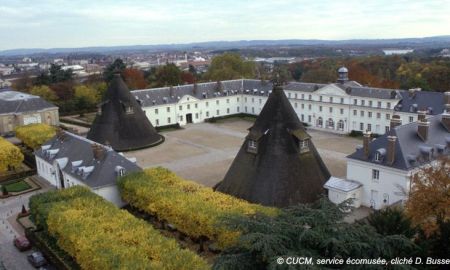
[0,137,24,173]
[15,124,56,149]
[181,71,195,84]
[406,157,450,235]
[29,85,58,102]
[205,53,255,81]
[12,73,34,91]
[74,85,99,109]
[122,68,148,90]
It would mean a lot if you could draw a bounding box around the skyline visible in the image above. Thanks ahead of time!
[1,0,450,50]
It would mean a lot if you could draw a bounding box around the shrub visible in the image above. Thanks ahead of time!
[0,137,24,173]
[15,123,56,149]
[29,186,209,270]
[118,167,278,248]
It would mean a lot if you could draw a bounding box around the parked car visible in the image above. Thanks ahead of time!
[13,236,31,251]
[27,252,47,268]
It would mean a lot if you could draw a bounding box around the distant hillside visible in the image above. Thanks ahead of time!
[1,36,449,56]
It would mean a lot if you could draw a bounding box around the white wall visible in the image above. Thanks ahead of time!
[93,185,125,207]
[328,187,362,208]
[346,159,410,209]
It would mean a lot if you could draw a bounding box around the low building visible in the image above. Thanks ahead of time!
[325,108,450,210]
[0,89,59,136]
[35,131,141,206]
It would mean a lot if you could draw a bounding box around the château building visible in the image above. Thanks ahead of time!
[130,67,446,136]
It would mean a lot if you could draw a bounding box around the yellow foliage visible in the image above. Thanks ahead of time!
[34,186,209,270]
[119,167,279,248]
[74,85,100,105]
[15,123,56,149]
[0,137,24,172]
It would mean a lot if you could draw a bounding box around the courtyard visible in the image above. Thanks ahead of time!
[126,118,362,187]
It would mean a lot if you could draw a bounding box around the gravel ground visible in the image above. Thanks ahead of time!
[126,118,362,186]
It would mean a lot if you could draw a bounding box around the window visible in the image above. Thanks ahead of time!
[252,98,254,103]
[180,115,183,121]
[386,114,390,120]
[376,112,381,119]
[308,115,312,122]
[295,93,298,99]
[361,100,365,106]
[367,124,372,131]
[369,100,373,107]
[368,112,372,118]
[227,99,230,104]
[340,98,344,104]
[308,104,312,110]
[319,106,322,112]
[166,107,170,112]
[360,111,365,117]
[227,108,230,114]
[302,94,305,99]
[206,111,209,117]
[195,113,199,119]
[360,123,364,130]
[354,99,357,105]
[387,102,391,109]
[155,108,159,114]
[179,105,182,111]
[206,102,209,107]
[216,110,219,115]
[244,97,247,102]
[330,97,333,103]
[329,107,333,113]
[187,104,190,110]
[252,107,255,113]
[167,117,171,124]
[216,100,219,105]
[301,103,305,109]
[125,106,134,114]
[378,101,382,108]
[245,106,247,112]
[353,110,357,116]
[372,169,380,182]
[247,140,258,154]
[299,139,309,153]
[409,116,414,123]
[237,97,240,102]
[309,95,312,100]
[237,107,240,112]
[320,96,323,101]
[288,93,291,98]
[385,126,390,133]
[340,108,344,114]
[301,114,304,121]
[375,152,381,161]
[195,103,198,108]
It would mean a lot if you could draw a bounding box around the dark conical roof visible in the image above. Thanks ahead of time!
[215,86,330,207]
[87,73,163,151]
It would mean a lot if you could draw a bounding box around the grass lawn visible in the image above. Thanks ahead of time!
[1,179,32,193]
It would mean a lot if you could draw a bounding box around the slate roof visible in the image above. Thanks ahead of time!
[214,86,331,207]
[394,91,445,115]
[35,131,141,188]
[0,88,57,115]
[347,114,450,171]
[87,73,163,151]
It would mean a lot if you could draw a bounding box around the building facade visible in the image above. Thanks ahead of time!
[35,131,141,207]
[0,89,59,135]
[130,68,446,136]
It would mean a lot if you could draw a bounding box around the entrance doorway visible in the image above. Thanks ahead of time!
[186,113,193,124]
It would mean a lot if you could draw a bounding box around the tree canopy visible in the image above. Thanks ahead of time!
[205,53,255,81]
[29,85,58,103]
[0,137,24,172]
[15,124,56,149]
[103,58,126,83]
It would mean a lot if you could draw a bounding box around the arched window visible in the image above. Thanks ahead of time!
[317,117,323,128]
[327,118,334,129]
[338,120,344,131]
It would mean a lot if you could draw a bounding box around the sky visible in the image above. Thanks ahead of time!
[1,0,450,50]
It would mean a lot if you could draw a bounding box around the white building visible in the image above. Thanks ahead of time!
[130,67,446,136]
[35,132,141,207]
[325,107,450,210]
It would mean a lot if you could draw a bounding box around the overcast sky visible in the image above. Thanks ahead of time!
[1,0,449,50]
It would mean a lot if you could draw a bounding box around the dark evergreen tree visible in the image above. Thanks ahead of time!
[104,59,126,83]
[367,208,416,238]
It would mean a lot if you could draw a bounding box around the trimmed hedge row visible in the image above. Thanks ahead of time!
[29,186,209,270]
[118,167,278,248]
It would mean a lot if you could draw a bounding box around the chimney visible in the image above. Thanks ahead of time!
[92,144,105,160]
[417,120,430,141]
[363,131,371,159]
[387,136,397,165]
[417,110,426,122]
[390,115,402,130]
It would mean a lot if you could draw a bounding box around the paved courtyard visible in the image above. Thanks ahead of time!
[126,118,362,187]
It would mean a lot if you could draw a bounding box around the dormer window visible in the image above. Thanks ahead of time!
[299,139,309,153]
[125,106,134,114]
[375,152,381,161]
[247,140,258,154]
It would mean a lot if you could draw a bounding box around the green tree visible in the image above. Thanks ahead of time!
[206,53,255,81]
[29,85,58,102]
[35,64,73,85]
[104,58,126,83]
[151,63,182,87]
[74,85,99,109]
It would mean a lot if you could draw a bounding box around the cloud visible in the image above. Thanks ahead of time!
[0,0,449,50]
